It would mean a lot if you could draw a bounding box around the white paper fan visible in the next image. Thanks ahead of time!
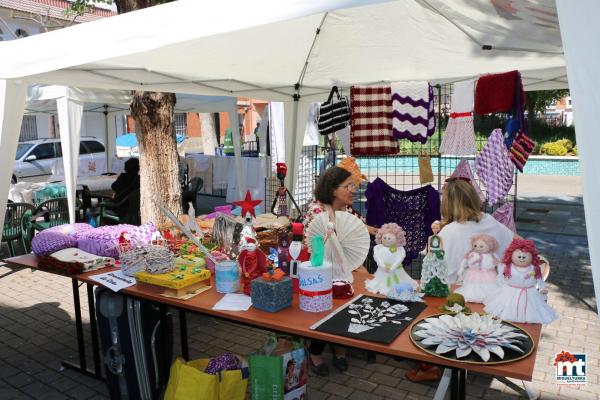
[306,211,370,282]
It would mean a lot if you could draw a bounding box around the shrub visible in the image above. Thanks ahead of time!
[573,146,578,156]
[541,141,568,156]
[555,139,573,151]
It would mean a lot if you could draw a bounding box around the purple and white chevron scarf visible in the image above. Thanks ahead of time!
[475,129,514,206]
[391,81,435,143]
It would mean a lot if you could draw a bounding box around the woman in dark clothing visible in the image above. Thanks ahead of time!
[110,157,140,219]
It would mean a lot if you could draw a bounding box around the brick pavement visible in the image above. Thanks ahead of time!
[0,195,598,399]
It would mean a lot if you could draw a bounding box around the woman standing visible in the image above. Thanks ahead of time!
[303,166,377,377]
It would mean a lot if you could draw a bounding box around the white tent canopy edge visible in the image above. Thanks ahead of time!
[556,0,600,316]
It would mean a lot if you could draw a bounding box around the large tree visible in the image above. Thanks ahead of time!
[69,0,182,226]
[525,89,570,131]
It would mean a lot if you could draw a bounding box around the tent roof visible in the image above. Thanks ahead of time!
[23,85,238,114]
[0,0,566,102]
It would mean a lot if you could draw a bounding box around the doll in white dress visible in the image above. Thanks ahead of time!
[365,223,417,295]
[455,234,501,302]
[484,238,557,324]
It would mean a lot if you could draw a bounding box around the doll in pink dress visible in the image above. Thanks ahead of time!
[455,234,501,303]
[484,238,557,324]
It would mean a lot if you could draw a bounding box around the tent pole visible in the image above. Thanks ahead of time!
[103,105,110,172]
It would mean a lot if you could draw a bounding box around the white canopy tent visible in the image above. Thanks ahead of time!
[21,85,243,222]
[1,0,598,312]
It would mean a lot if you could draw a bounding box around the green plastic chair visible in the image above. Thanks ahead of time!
[21,197,70,253]
[2,202,35,257]
[97,188,141,226]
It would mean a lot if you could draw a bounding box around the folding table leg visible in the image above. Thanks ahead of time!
[450,368,467,400]
[433,368,452,400]
[60,278,102,380]
[86,283,102,378]
[179,309,189,360]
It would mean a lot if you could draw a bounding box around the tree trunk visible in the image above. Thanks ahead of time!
[526,92,536,134]
[131,91,182,226]
[199,113,217,155]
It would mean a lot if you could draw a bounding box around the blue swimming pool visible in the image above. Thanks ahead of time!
[347,156,580,176]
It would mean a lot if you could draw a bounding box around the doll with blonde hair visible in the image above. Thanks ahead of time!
[455,234,501,302]
[365,223,417,295]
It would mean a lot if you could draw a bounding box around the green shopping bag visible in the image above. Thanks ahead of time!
[249,336,308,400]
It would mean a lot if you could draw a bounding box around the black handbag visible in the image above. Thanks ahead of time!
[317,86,350,136]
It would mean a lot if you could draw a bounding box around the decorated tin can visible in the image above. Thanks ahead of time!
[215,260,240,293]
[298,261,333,312]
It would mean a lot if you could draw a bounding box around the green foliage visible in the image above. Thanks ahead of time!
[65,0,174,16]
[573,146,578,156]
[526,90,570,115]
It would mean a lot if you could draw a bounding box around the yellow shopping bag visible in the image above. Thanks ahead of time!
[164,358,248,400]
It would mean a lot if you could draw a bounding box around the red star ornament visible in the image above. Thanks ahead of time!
[233,190,262,218]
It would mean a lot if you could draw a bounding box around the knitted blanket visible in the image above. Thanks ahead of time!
[474,129,515,206]
[391,81,435,143]
[474,70,524,115]
[350,86,398,156]
[365,179,440,265]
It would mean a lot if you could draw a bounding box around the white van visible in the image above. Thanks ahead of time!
[13,137,106,181]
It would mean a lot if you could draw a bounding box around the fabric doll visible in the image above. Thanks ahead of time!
[238,237,267,295]
[420,221,450,297]
[455,234,501,303]
[365,223,417,295]
[484,238,557,324]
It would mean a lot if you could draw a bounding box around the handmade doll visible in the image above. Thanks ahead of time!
[455,234,501,303]
[238,237,267,295]
[277,232,290,275]
[484,238,557,324]
[419,221,450,297]
[365,223,417,295]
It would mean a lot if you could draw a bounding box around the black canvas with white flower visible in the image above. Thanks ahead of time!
[311,295,427,344]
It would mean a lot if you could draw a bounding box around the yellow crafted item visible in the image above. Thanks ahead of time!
[135,263,209,290]
[164,358,248,400]
[418,154,434,184]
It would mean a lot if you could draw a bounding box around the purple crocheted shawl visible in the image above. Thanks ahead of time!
[365,178,440,265]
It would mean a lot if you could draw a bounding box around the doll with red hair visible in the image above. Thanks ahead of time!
[455,234,501,303]
[484,238,557,324]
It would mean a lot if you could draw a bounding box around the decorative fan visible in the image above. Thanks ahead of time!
[306,211,370,283]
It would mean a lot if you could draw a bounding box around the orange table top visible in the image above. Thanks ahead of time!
[5,254,541,381]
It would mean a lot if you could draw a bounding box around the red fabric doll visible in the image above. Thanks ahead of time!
[238,237,267,295]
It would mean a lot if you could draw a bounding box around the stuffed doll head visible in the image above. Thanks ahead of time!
[431,220,441,235]
[469,234,499,254]
[241,237,257,252]
[502,238,542,279]
[375,223,406,248]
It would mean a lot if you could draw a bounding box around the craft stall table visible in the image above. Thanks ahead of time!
[3,254,542,400]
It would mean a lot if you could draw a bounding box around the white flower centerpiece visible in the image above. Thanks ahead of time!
[413,313,528,362]
[347,297,413,334]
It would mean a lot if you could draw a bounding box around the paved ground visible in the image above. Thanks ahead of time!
[0,185,598,399]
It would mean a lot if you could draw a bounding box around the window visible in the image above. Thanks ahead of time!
[15,144,33,160]
[83,140,105,153]
[15,29,28,38]
[30,143,56,160]
[19,115,38,141]
[175,113,187,136]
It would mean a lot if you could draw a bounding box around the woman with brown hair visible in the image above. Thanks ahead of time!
[303,166,377,377]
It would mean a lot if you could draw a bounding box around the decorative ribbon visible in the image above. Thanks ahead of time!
[299,288,333,297]
[449,112,472,119]
[509,284,534,320]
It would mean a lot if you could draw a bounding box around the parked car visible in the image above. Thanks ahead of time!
[13,137,107,180]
